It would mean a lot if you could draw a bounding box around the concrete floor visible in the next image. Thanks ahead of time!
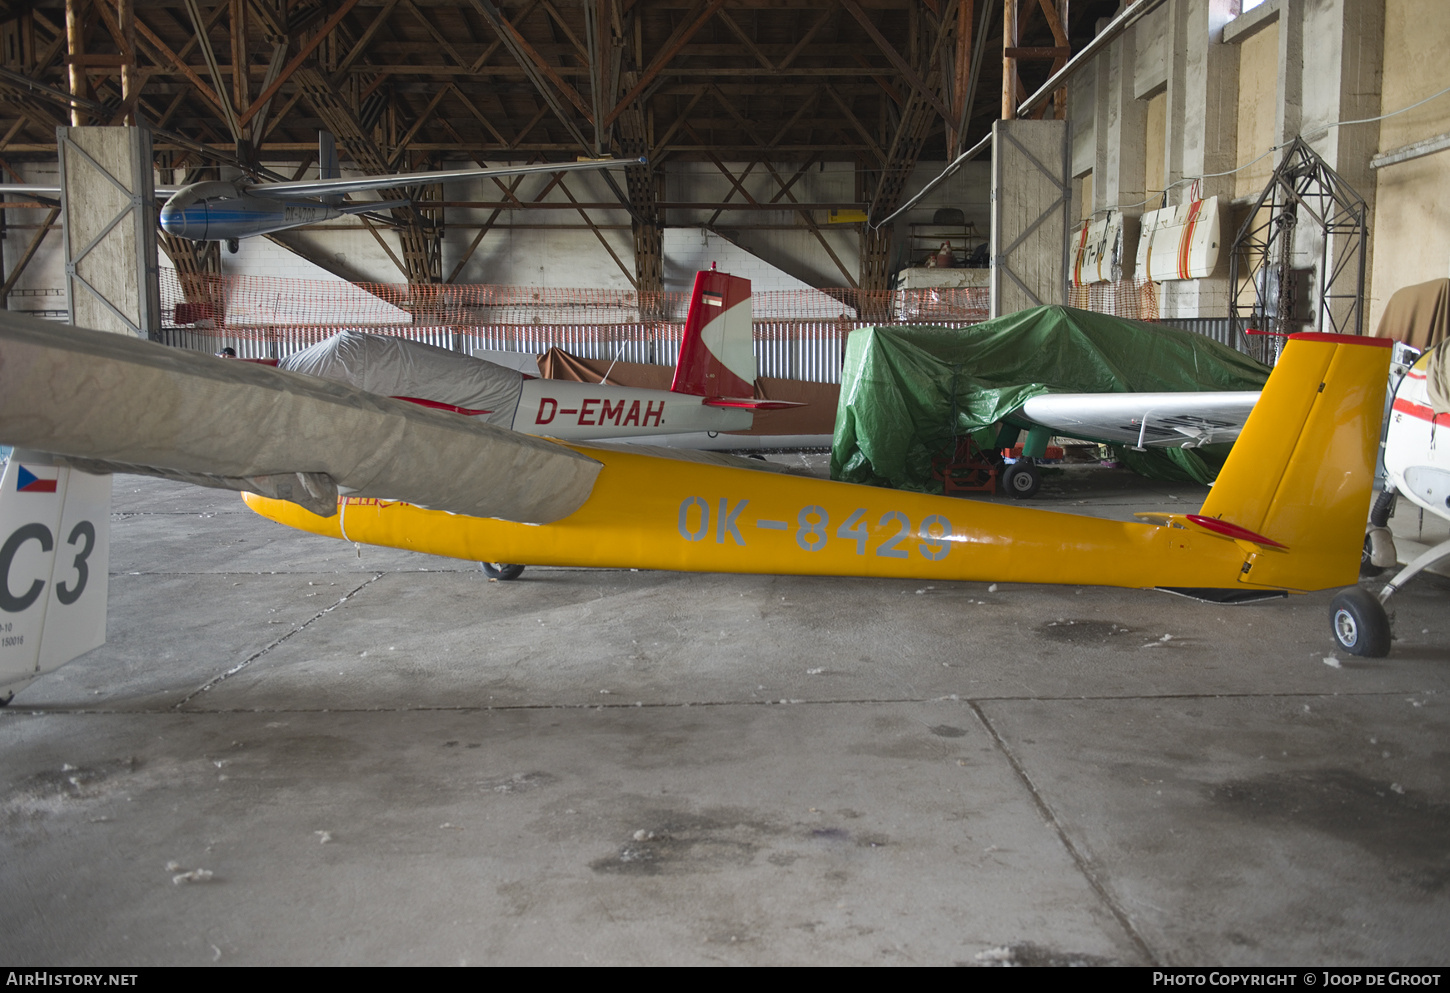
[1,464,1447,966]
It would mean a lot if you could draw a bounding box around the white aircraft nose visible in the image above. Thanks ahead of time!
[159,203,201,238]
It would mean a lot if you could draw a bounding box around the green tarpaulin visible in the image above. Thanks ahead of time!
[831,306,1271,492]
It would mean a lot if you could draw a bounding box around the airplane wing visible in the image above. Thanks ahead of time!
[1017,391,1261,449]
[0,311,601,524]
[247,156,645,200]
[0,184,182,197]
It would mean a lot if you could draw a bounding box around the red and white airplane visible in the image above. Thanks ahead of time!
[1336,340,1450,656]
[266,265,795,446]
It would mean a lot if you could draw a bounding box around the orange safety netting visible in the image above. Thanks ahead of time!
[1066,276,1160,322]
[161,270,989,336]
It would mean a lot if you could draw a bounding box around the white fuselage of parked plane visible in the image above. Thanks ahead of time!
[512,379,751,440]
[1384,349,1450,524]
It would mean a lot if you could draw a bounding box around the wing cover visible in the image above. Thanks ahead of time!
[0,311,600,524]
[278,331,524,427]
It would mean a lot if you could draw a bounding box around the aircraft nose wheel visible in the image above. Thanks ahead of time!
[1329,587,1391,657]
[1002,462,1041,499]
[480,562,525,581]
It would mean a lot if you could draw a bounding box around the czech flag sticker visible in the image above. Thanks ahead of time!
[16,464,58,493]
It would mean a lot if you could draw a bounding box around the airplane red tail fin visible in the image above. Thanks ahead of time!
[671,268,756,399]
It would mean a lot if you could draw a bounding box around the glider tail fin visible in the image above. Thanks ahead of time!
[319,131,342,205]
[0,452,110,703]
[1196,332,1392,590]
[671,268,756,399]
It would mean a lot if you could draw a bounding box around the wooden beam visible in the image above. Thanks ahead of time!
[64,0,86,125]
[777,7,833,71]
[556,175,637,289]
[1004,46,1070,59]
[387,84,452,170]
[125,3,229,118]
[605,0,726,127]
[539,0,592,65]
[446,168,534,283]
[838,0,954,123]
[0,206,59,302]
[402,0,469,70]
[716,9,775,71]
[647,85,709,161]
[450,84,515,148]
[329,0,400,82]
[358,212,411,280]
[466,0,594,126]
[181,0,244,141]
[824,84,885,163]
[1002,0,1017,120]
[235,0,362,129]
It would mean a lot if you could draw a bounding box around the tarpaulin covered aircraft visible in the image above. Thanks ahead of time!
[0,306,1391,700]
[831,308,1271,498]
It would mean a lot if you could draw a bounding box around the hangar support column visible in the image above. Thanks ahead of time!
[1295,0,1383,335]
[58,125,160,337]
[1159,0,1239,320]
[989,119,1071,317]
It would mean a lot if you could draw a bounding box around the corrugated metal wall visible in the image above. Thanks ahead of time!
[156,315,1255,383]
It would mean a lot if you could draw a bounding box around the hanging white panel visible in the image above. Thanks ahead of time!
[1070,210,1138,286]
[1137,196,1222,282]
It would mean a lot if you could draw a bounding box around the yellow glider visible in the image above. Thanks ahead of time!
[0,316,1393,699]
[246,332,1390,599]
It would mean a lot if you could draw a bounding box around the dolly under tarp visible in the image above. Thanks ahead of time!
[831,306,1271,492]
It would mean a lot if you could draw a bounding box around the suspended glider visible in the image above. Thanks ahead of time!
[0,132,642,250]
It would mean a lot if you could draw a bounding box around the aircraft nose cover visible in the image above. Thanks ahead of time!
[277,331,524,426]
[0,312,602,524]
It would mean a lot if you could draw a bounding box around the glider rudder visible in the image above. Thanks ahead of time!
[0,454,110,702]
[671,268,755,399]
[1196,332,1392,591]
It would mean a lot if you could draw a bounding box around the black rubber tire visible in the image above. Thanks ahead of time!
[1002,462,1041,499]
[480,562,525,581]
[1329,587,1391,657]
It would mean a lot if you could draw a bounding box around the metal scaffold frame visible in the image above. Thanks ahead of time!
[1228,137,1367,366]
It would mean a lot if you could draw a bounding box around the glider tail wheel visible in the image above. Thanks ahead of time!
[1329,587,1391,658]
[480,562,526,581]
[1002,462,1042,499]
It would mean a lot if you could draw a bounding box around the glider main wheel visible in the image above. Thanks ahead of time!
[226,238,240,254]
[480,562,525,581]
[1002,462,1041,499]
[1329,587,1391,658]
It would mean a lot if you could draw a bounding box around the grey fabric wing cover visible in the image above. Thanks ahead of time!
[0,312,600,524]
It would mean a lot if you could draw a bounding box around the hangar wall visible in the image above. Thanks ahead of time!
[1366,0,1450,331]
[181,157,989,298]
[1064,0,1447,329]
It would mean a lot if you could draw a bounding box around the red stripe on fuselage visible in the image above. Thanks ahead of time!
[1392,397,1450,425]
